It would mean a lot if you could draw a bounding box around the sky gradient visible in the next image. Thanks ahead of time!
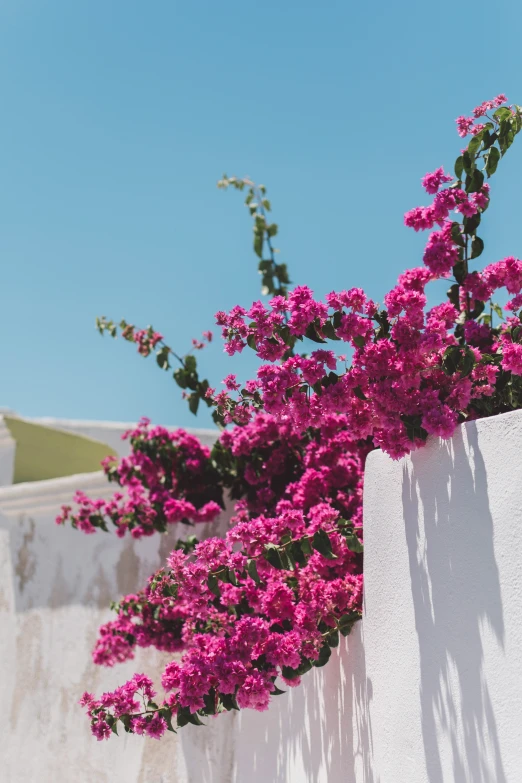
[2,0,522,429]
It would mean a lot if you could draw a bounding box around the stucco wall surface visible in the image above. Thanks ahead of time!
[359,408,522,783]
[0,468,227,783]
[0,415,16,486]
[2,411,522,782]
[177,409,522,783]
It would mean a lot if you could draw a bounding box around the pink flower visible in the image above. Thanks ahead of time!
[223,374,241,391]
[422,167,453,195]
[456,115,474,138]
[501,340,522,375]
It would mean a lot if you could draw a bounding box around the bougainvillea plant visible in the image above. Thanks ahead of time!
[59,95,522,740]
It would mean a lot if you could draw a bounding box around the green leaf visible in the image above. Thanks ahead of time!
[312,529,337,560]
[188,394,200,416]
[247,558,261,584]
[486,146,500,177]
[176,706,190,728]
[184,355,197,373]
[470,300,485,320]
[304,323,327,344]
[484,128,498,148]
[267,223,278,238]
[451,222,465,248]
[290,540,307,566]
[120,714,132,733]
[462,151,474,175]
[227,568,238,586]
[452,261,466,284]
[338,612,360,637]
[275,263,290,284]
[465,168,484,194]
[271,684,286,696]
[499,118,515,155]
[447,284,460,308]
[321,320,340,341]
[492,302,504,319]
[313,644,332,668]
[219,693,240,712]
[177,705,205,727]
[460,347,475,378]
[494,106,512,121]
[282,658,314,680]
[207,573,221,598]
[280,547,296,571]
[156,346,170,370]
[467,134,483,157]
[471,236,484,259]
[300,537,313,557]
[463,212,481,235]
[174,368,188,389]
[297,658,314,676]
[263,543,284,570]
[203,689,217,715]
[160,708,176,733]
[188,712,205,726]
[253,231,264,258]
[454,156,464,179]
[344,531,364,553]
[442,345,462,375]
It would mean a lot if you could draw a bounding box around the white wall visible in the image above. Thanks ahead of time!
[29,417,219,457]
[2,411,522,782]
[177,624,371,783]
[359,408,522,783]
[0,466,229,783]
[178,409,522,783]
[0,415,16,486]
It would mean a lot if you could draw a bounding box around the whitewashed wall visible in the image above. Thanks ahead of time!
[0,460,226,783]
[359,408,522,783]
[178,409,522,783]
[0,415,16,486]
[2,411,522,782]
[30,417,218,457]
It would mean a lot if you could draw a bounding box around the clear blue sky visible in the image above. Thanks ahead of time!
[2,0,522,429]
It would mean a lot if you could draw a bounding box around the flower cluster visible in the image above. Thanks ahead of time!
[455,94,508,137]
[57,419,224,537]
[76,415,366,738]
[66,95,522,742]
[215,97,522,458]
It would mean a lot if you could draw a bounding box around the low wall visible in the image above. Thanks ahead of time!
[1,411,522,782]
[29,417,219,457]
[0,469,226,783]
[178,409,522,783]
[0,416,16,486]
[359,408,522,783]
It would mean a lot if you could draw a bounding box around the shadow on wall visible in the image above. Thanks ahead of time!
[180,624,378,783]
[403,423,506,783]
